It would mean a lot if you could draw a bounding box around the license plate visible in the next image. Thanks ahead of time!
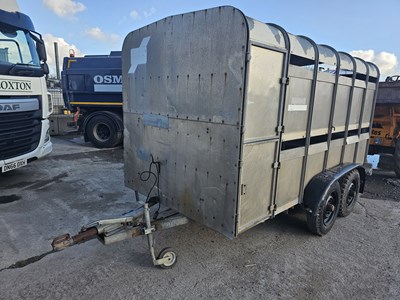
[2,159,27,173]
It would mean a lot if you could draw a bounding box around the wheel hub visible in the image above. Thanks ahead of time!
[93,123,110,142]
[323,195,337,226]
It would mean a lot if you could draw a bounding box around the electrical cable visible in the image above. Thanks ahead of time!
[138,154,162,220]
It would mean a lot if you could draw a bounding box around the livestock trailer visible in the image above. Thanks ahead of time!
[52,6,380,268]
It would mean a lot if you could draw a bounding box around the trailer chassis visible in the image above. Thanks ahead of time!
[51,197,189,268]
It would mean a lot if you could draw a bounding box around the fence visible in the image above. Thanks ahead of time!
[48,88,65,114]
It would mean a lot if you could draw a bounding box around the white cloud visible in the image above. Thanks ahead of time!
[129,8,155,20]
[84,27,120,43]
[350,49,399,78]
[43,34,83,77]
[43,0,85,18]
[143,7,156,18]
[130,10,140,20]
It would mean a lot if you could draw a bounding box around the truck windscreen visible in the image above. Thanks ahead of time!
[0,23,42,76]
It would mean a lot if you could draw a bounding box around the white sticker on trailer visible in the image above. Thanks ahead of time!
[129,36,151,74]
[288,104,308,111]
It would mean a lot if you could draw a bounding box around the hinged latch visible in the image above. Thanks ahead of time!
[272,162,281,169]
[240,184,247,196]
[276,125,284,133]
[280,77,289,85]
[238,160,243,168]
[269,204,277,213]
[246,52,251,62]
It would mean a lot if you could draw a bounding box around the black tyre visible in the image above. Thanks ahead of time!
[394,140,400,178]
[157,247,177,269]
[86,115,122,148]
[338,170,360,217]
[306,181,341,236]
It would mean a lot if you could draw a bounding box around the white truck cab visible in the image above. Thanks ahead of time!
[0,0,52,173]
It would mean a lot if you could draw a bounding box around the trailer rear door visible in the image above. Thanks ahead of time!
[238,45,285,234]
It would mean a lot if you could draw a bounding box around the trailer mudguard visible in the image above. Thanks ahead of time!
[83,111,123,142]
[303,163,366,216]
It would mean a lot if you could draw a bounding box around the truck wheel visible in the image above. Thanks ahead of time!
[338,170,360,217]
[394,140,400,177]
[306,181,341,236]
[86,115,122,148]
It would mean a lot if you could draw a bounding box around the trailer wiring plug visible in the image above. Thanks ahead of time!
[138,154,162,220]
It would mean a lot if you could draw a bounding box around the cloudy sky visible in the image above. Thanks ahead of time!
[17,0,400,79]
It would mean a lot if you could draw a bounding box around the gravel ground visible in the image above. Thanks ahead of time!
[364,169,400,202]
[0,137,399,300]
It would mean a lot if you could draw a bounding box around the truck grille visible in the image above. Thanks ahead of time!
[0,110,42,160]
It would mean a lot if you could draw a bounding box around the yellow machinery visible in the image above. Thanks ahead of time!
[369,76,400,176]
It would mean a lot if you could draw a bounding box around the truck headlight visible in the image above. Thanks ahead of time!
[45,128,50,143]
[48,93,53,114]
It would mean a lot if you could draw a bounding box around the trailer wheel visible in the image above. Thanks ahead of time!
[306,181,341,236]
[157,247,177,269]
[338,170,360,217]
[86,115,122,148]
[394,140,400,178]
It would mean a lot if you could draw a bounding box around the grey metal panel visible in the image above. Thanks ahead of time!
[122,6,247,126]
[367,62,379,79]
[246,18,286,50]
[354,57,367,75]
[338,52,354,71]
[124,113,242,238]
[276,150,303,208]
[243,46,283,141]
[361,84,377,126]
[122,6,248,239]
[343,143,356,163]
[333,77,352,132]
[282,66,313,141]
[312,72,335,136]
[238,46,285,232]
[318,45,337,67]
[348,85,365,129]
[326,139,344,168]
[356,140,368,163]
[356,134,369,164]
[238,141,276,233]
[305,150,325,186]
[288,34,315,60]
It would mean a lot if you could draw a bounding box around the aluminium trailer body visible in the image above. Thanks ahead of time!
[122,6,379,239]
[61,52,123,148]
[52,6,380,268]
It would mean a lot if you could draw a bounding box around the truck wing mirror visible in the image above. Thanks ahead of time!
[36,40,47,62]
[42,62,49,75]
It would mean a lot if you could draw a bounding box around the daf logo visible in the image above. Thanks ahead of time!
[93,75,122,84]
[0,104,21,111]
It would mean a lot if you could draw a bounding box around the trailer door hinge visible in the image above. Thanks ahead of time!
[281,77,289,85]
[269,204,277,213]
[276,125,284,133]
[240,184,247,196]
[272,162,281,169]
[246,52,251,62]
